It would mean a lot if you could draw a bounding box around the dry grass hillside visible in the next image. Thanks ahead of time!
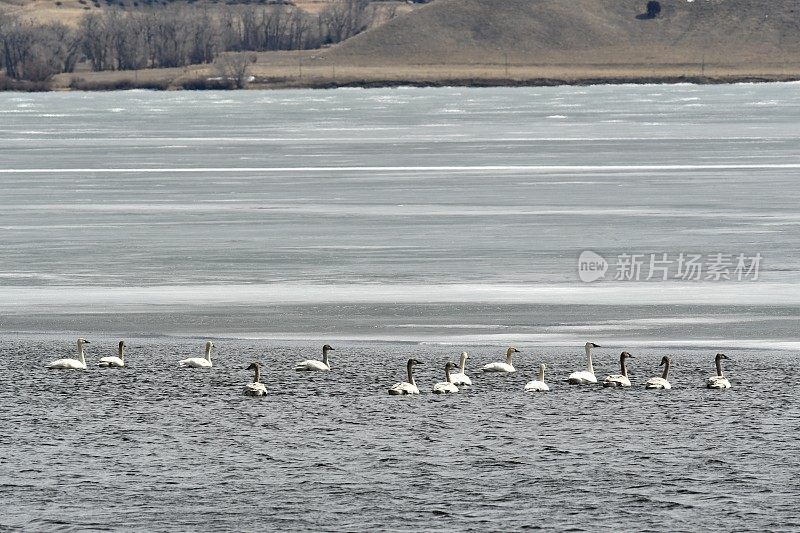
[329,0,800,66]
[38,0,800,89]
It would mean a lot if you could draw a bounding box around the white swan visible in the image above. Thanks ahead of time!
[449,351,472,386]
[645,356,672,389]
[243,362,267,396]
[706,353,731,389]
[432,361,459,394]
[388,358,423,395]
[567,342,600,384]
[603,351,634,388]
[295,344,334,371]
[524,363,550,392]
[178,341,214,368]
[47,338,90,370]
[98,340,126,368]
[482,347,519,373]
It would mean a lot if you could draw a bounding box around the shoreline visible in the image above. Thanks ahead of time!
[6,64,800,92]
[252,74,800,90]
[7,76,800,93]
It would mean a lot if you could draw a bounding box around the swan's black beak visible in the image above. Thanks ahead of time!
[84,340,91,344]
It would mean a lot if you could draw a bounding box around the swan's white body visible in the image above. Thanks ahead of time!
[568,370,596,384]
[449,352,472,385]
[568,342,599,384]
[389,382,420,395]
[47,339,89,370]
[707,353,731,389]
[244,382,267,395]
[389,359,422,395]
[525,363,550,392]
[433,361,459,394]
[603,352,633,388]
[645,377,671,389]
[296,360,328,371]
[244,363,267,396]
[179,341,214,368]
[645,356,672,389]
[295,344,334,371]
[433,382,458,394]
[482,347,519,373]
[98,356,124,368]
[99,341,125,368]
[707,376,731,389]
[603,375,630,387]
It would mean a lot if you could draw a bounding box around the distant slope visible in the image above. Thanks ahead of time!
[329,0,800,66]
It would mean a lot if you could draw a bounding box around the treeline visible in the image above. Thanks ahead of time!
[0,0,391,82]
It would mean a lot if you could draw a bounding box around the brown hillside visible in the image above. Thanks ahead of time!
[328,0,800,67]
[41,0,800,89]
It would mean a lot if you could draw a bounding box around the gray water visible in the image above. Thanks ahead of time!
[2,338,799,531]
[1,85,799,530]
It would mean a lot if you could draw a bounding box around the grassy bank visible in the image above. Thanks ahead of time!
[30,58,800,92]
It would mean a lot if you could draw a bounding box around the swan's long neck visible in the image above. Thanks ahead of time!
[661,360,670,380]
[77,341,85,364]
[445,365,452,384]
[715,357,724,377]
[407,362,415,386]
[538,364,545,382]
[586,345,594,374]
[205,344,213,362]
[506,350,514,365]
[322,347,329,367]
[118,344,125,361]
[253,366,261,383]
[620,355,628,377]
[459,354,467,372]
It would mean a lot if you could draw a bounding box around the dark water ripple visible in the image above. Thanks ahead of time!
[1,337,798,531]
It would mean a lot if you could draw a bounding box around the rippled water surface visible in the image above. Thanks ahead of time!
[3,338,799,531]
[1,85,799,530]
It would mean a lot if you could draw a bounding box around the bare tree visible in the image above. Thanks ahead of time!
[48,22,82,73]
[0,12,13,78]
[319,0,375,45]
[0,16,76,81]
[218,6,244,53]
[0,0,353,80]
[214,51,256,89]
[1,16,37,80]
[186,8,218,64]
[287,8,312,50]
[81,13,114,71]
